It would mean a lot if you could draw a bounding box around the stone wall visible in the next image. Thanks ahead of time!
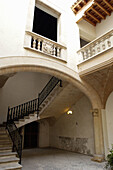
[49,96,94,155]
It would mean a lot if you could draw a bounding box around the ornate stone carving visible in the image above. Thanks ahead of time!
[42,41,53,55]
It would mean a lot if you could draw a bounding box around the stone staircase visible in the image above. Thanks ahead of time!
[15,81,67,128]
[0,125,22,170]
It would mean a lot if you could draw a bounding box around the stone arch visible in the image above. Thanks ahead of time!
[0,56,102,109]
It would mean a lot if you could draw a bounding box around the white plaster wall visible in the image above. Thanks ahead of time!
[78,20,96,42]
[0,0,29,57]
[96,12,113,37]
[49,96,94,155]
[0,72,51,123]
[38,120,49,147]
[105,92,113,149]
[0,0,80,71]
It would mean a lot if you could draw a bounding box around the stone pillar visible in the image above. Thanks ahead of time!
[101,109,109,158]
[91,109,104,162]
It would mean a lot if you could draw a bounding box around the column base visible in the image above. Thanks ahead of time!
[91,154,104,163]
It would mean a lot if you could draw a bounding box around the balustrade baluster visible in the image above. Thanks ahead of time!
[37,39,41,51]
[88,48,91,58]
[16,106,18,120]
[21,104,23,118]
[57,47,60,57]
[101,38,106,50]
[13,107,16,120]
[25,103,28,116]
[28,102,30,113]
[96,41,100,53]
[110,32,113,47]
[83,50,87,60]
[33,100,34,111]
[53,46,56,56]
[35,99,37,110]
[107,35,111,47]
[33,37,36,49]
[91,43,95,56]
[18,105,21,119]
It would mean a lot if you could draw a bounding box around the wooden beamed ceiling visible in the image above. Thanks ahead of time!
[72,0,113,26]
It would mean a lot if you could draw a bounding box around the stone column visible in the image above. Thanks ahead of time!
[101,109,109,158]
[91,109,104,162]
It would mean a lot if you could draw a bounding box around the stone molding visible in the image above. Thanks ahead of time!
[90,109,99,117]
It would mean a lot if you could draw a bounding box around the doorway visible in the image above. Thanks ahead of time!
[24,121,39,149]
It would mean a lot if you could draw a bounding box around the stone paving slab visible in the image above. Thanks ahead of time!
[22,148,106,170]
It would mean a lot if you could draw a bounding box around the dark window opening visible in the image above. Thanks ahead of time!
[80,38,89,48]
[33,7,57,42]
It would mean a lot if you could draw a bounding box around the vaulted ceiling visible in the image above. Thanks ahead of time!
[82,65,113,108]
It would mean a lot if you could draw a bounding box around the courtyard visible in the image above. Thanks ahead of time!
[22,148,106,170]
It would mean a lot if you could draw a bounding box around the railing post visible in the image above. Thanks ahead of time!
[7,106,10,125]
[60,80,62,87]
[37,94,40,117]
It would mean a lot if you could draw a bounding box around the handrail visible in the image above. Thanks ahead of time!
[38,76,62,106]
[6,76,62,164]
[7,98,38,122]
[6,119,22,164]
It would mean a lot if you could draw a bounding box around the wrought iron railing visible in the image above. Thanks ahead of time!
[6,76,62,163]
[38,76,62,106]
[7,98,38,122]
[6,120,22,164]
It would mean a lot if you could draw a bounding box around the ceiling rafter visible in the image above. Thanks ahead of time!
[103,0,113,10]
[94,1,111,16]
[86,11,101,22]
[72,0,113,26]
[82,15,96,26]
[91,7,105,19]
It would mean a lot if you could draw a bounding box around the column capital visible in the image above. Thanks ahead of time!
[90,109,99,117]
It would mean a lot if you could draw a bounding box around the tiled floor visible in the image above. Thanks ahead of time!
[22,148,106,170]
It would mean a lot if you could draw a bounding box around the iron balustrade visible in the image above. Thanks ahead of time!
[7,76,62,122]
[7,98,38,122]
[37,76,62,114]
[6,120,22,164]
[6,76,62,164]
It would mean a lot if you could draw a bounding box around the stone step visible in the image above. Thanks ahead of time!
[0,138,11,142]
[0,157,19,165]
[0,152,17,159]
[19,119,24,122]
[0,131,7,135]
[0,143,12,147]
[24,116,30,119]
[0,147,12,153]
[0,163,22,170]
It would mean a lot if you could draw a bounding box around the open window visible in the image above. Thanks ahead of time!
[80,38,89,48]
[32,6,57,42]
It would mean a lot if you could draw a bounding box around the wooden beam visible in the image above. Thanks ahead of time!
[103,0,113,10]
[91,7,105,19]
[72,0,83,9]
[86,11,101,22]
[78,4,82,9]
[94,1,111,16]
[84,0,87,5]
[83,15,96,26]
[72,8,77,14]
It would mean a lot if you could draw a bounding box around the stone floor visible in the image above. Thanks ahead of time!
[22,148,106,170]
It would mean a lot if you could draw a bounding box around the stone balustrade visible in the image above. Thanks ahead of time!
[24,31,67,62]
[77,29,113,64]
